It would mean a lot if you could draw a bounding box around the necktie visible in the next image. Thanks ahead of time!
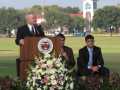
[32,26,36,35]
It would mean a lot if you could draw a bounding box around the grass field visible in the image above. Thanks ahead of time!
[0,36,120,77]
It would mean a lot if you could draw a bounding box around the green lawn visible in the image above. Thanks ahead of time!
[0,36,120,77]
[66,36,120,73]
[0,38,18,77]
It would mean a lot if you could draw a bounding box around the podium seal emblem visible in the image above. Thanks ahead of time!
[38,38,53,54]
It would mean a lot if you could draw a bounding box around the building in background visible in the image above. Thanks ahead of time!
[83,0,98,35]
[36,14,46,25]
[93,0,98,10]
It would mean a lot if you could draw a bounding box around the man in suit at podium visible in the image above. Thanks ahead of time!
[56,34,75,70]
[77,35,109,78]
[15,13,45,76]
[15,13,45,45]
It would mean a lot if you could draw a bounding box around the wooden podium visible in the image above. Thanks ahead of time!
[19,37,61,80]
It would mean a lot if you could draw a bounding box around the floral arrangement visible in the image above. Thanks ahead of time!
[26,53,74,90]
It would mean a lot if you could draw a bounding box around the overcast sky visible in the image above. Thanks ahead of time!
[0,0,120,9]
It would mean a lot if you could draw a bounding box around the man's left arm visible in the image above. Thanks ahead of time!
[66,48,75,69]
[37,25,45,37]
[97,48,104,68]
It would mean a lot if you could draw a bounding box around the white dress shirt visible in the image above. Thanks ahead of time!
[27,24,36,34]
[87,47,93,69]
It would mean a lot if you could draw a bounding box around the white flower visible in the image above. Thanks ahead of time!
[48,69,56,74]
[35,65,39,69]
[26,82,30,87]
[44,53,51,58]
[47,60,53,65]
[50,75,55,80]
[37,88,42,90]
[52,58,57,62]
[41,71,46,75]
[49,87,54,90]
[37,69,42,73]
[30,87,34,90]
[32,68,37,72]
[69,82,74,89]
[51,80,57,85]
[55,63,61,67]
[26,53,72,90]
[33,81,36,87]
[32,76,37,81]
[41,64,47,69]
[40,59,46,63]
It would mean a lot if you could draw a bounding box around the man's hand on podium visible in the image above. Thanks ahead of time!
[19,39,24,45]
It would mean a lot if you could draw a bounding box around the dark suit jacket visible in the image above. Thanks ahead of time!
[15,24,45,45]
[63,46,75,70]
[77,46,104,73]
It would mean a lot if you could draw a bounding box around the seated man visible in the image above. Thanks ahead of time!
[77,35,109,78]
[56,33,75,70]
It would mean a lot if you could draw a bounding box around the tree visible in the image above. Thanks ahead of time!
[43,5,83,33]
[0,7,25,34]
[69,16,85,33]
[0,5,83,34]
[61,7,80,13]
[92,6,120,32]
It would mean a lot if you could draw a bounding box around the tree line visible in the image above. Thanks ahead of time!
[0,5,84,34]
[0,5,120,34]
[93,6,120,33]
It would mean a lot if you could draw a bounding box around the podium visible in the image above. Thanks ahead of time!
[19,37,61,80]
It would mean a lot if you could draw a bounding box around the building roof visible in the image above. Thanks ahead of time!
[69,12,83,17]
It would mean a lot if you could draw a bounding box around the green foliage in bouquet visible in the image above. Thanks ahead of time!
[26,53,74,90]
